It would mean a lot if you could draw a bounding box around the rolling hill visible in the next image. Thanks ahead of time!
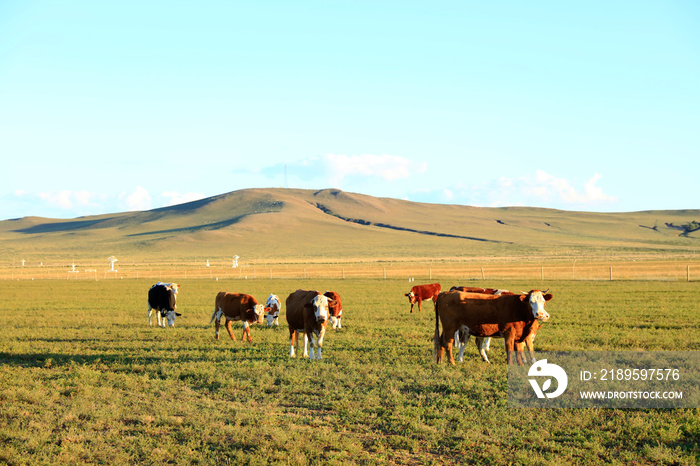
[1,188,698,264]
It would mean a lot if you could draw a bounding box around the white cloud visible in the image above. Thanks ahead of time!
[258,153,429,192]
[529,170,616,205]
[121,186,152,211]
[420,170,617,209]
[162,191,205,206]
[322,153,427,185]
[37,190,97,210]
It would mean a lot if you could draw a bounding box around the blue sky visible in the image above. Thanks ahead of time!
[1,1,698,220]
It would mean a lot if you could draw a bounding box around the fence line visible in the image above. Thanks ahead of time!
[1,261,697,282]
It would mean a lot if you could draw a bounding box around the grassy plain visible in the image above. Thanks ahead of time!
[0,278,698,465]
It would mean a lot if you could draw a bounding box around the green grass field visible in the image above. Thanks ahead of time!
[1,278,699,465]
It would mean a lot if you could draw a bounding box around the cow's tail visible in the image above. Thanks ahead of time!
[433,293,441,363]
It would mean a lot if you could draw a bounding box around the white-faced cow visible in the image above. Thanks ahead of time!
[148,282,181,327]
[264,294,282,327]
[210,292,264,342]
[449,287,525,363]
[324,290,343,329]
[434,289,552,365]
[285,289,335,360]
[405,283,441,313]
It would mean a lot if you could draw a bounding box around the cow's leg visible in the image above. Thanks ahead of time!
[436,332,445,364]
[456,330,469,363]
[417,300,422,312]
[514,342,525,365]
[315,327,325,360]
[475,337,491,363]
[214,317,221,340]
[309,332,317,360]
[444,331,456,365]
[225,319,236,340]
[410,302,414,313]
[289,329,296,357]
[524,335,536,364]
[213,308,224,340]
[241,321,251,342]
[148,306,153,326]
[504,333,516,365]
[303,332,310,358]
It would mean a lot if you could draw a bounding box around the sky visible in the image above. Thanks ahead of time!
[1,1,699,220]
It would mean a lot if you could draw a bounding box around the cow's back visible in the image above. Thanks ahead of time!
[417,283,441,300]
[286,290,318,329]
[149,284,175,311]
[216,292,257,319]
[438,291,525,328]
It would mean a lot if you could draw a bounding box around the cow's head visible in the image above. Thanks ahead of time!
[405,291,416,304]
[306,294,331,323]
[520,290,552,321]
[252,304,265,324]
[160,309,182,327]
[264,306,279,326]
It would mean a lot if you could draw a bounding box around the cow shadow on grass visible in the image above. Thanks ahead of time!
[0,343,285,369]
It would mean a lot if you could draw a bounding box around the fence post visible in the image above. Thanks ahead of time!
[688,265,691,282]
[541,266,544,281]
[342,268,345,279]
[384,267,386,280]
[429,267,432,280]
[481,267,485,280]
[610,266,613,281]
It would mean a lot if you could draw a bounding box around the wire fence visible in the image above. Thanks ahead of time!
[1,260,698,282]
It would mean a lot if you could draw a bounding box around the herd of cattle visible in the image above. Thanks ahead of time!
[147,281,553,365]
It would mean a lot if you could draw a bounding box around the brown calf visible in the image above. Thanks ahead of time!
[324,290,344,329]
[405,283,441,313]
[210,292,264,342]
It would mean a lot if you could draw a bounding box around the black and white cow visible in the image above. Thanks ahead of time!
[148,282,181,327]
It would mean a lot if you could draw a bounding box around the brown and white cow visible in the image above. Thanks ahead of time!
[434,289,552,365]
[405,283,441,313]
[324,290,343,329]
[448,287,526,363]
[264,294,281,327]
[210,292,265,342]
[286,289,335,359]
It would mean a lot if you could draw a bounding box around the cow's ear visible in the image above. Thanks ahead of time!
[264,307,271,312]
[175,312,182,317]
[404,293,410,297]
[543,293,553,301]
